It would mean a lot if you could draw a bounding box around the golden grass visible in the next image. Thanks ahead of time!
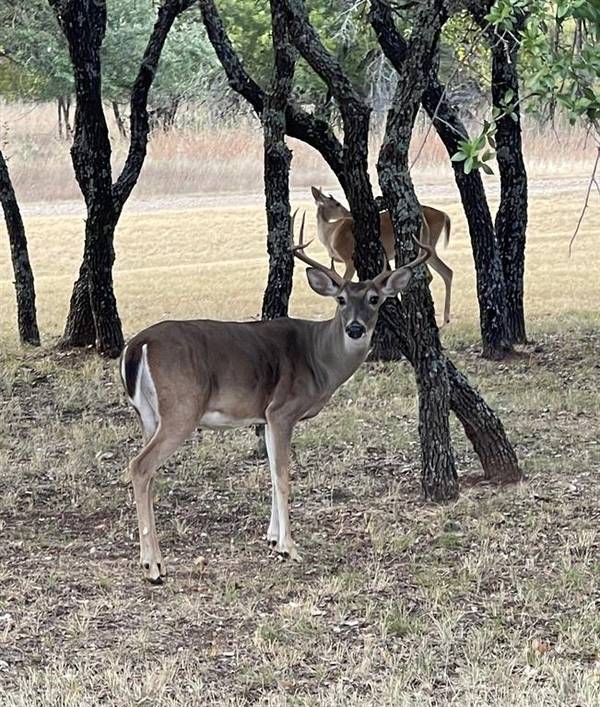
[1,186,598,346]
[1,320,599,704]
[2,113,600,704]
[1,100,596,204]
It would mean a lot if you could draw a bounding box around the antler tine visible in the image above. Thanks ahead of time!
[291,210,344,286]
[407,234,434,269]
[374,234,432,281]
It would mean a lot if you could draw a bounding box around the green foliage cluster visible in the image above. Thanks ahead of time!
[450,0,600,173]
[521,0,600,128]
[1,0,599,147]
[218,0,384,107]
[0,0,217,116]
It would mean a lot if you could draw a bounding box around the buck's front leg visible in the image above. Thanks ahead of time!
[264,421,302,562]
[266,483,279,546]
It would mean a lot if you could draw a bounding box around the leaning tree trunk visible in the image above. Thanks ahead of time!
[283,0,403,361]
[446,361,521,481]
[374,0,458,500]
[491,32,528,345]
[421,68,511,359]
[0,148,40,346]
[261,1,295,321]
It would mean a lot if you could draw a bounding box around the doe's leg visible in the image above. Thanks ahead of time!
[427,253,453,325]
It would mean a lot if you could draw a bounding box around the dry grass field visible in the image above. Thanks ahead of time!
[1,112,600,704]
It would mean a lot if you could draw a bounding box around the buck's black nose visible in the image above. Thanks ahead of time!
[346,322,366,339]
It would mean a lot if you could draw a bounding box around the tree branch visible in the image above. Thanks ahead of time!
[198,0,345,183]
[113,0,194,210]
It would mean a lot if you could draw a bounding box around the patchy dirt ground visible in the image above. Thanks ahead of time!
[0,326,599,705]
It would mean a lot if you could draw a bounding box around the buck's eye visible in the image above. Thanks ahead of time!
[369,295,379,305]
[337,296,346,306]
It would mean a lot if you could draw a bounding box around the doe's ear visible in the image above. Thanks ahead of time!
[378,266,413,299]
[306,267,339,297]
[311,185,323,203]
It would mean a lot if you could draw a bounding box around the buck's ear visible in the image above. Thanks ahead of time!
[306,267,339,297]
[378,267,413,298]
[311,186,323,203]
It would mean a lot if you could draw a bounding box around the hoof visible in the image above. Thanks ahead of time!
[146,574,165,586]
[274,544,302,562]
[142,560,166,584]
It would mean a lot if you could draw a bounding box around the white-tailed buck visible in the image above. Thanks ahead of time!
[120,213,432,583]
[311,186,453,325]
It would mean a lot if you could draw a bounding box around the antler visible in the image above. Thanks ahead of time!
[291,209,344,286]
[373,234,433,284]
[406,234,434,269]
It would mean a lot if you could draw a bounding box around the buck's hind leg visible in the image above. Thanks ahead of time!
[129,413,198,583]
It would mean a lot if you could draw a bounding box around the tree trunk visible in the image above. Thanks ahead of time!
[84,212,123,357]
[59,266,95,349]
[50,0,123,356]
[491,36,528,345]
[377,62,458,500]
[261,1,295,322]
[50,0,192,357]
[255,0,297,456]
[369,0,458,499]
[0,148,40,346]
[60,210,122,356]
[378,304,522,484]
[446,360,521,481]
[367,319,403,361]
[342,105,404,361]
[421,69,511,359]
[112,101,127,138]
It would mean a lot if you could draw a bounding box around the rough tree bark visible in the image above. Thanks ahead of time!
[369,0,458,499]
[469,0,529,345]
[0,148,40,346]
[49,0,195,357]
[373,12,511,359]
[256,0,297,456]
[422,68,511,357]
[261,2,296,321]
[200,0,521,489]
[489,25,528,344]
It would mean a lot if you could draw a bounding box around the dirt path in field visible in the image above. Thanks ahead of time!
[18,175,587,218]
